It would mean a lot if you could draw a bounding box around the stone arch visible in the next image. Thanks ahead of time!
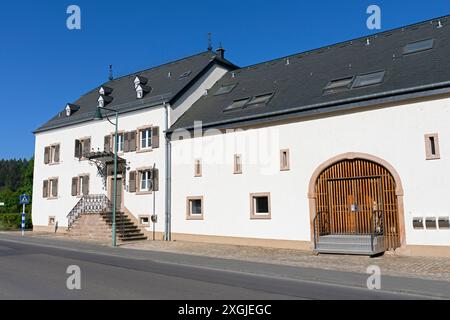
[307,152,406,248]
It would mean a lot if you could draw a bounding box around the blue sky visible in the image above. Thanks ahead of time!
[0,0,448,159]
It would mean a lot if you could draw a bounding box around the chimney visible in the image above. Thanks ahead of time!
[216,47,225,59]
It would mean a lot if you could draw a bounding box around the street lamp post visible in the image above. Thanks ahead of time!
[94,106,119,247]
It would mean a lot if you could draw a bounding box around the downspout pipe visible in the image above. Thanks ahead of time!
[164,102,172,241]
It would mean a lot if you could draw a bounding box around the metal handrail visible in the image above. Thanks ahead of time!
[370,209,385,252]
[67,194,113,229]
[313,211,329,249]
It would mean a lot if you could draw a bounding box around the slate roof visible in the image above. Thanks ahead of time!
[35,51,237,133]
[170,15,450,132]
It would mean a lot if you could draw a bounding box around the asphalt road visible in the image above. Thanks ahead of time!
[0,233,449,300]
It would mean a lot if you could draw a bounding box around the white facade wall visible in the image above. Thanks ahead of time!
[32,65,229,231]
[171,96,450,247]
[33,106,167,232]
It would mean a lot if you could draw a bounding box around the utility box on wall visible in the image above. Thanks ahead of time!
[425,217,437,229]
[438,217,450,229]
[413,218,424,229]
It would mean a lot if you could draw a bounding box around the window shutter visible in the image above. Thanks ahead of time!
[82,176,89,195]
[82,139,91,157]
[52,180,58,197]
[129,171,136,193]
[124,133,130,153]
[152,169,159,191]
[71,177,78,196]
[104,136,111,153]
[74,140,81,158]
[152,127,160,149]
[44,147,50,164]
[43,180,49,198]
[54,145,60,163]
[129,131,137,152]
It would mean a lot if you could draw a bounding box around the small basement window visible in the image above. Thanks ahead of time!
[214,84,237,96]
[187,197,204,220]
[352,71,385,88]
[250,193,271,220]
[48,216,56,226]
[425,133,440,160]
[323,77,354,94]
[224,98,250,112]
[403,39,434,55]
[139,216,150,226]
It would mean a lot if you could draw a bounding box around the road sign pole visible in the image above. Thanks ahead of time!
[22,203,26,236]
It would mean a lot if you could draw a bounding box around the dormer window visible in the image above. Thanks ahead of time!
[98,95,113,107]
[99,86,113,96]
[136,84,151,99]
[134,76,148,89]
[65,103,80,117]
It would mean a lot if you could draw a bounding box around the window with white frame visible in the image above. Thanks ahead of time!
[187,197,204,220]
[43,178,59,199]
[140,129,153,150]
[140,170,152,192]
[44,144,60,165]
[250,193,271,219]
[113,133,125,153]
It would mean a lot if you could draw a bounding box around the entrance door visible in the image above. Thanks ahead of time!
[109,177,123,210]
[315,159,400,249]
[327,177,383,235]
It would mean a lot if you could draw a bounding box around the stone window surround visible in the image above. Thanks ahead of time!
[76,136,92,161]
[250,193,272,220]
[234,154,243,175]
[425,133,441,160]
[109,130,126,155]
[45,177,60,200]
[136,166,153,195]
[186,196,204,221]
[45,143,61,166]
[74,174,90,198]
[137,125,154,154]
[194,159,202,177]
[280,149,290,171]
[48,216,56,226]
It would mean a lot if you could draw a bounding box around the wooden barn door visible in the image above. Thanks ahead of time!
[315,159,400,250]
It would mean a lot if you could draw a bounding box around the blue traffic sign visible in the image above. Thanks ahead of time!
[19,194,30,205]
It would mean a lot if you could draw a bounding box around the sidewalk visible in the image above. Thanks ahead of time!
[24,231,450,283]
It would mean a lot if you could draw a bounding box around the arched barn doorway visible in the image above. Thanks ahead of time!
[309,153,404,255]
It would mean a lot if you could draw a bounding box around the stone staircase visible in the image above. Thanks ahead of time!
[101,211,148,242]
[67,195,147,243]
[68,212,147,243]
[315,234,386,256]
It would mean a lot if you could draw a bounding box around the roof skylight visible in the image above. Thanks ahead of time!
[247,93,273,106]
[352,71,385,88]
[179,71,192,80]
[323,77,354,94]
[214,84,237,96]
[403,39,434,55]
[224,98,250,112]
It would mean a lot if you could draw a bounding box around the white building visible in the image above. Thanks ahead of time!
[32,51,235,241]
[33,16,450,256]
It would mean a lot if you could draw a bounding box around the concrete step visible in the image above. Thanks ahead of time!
[120,235,147,242]
[315,235,385,256]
